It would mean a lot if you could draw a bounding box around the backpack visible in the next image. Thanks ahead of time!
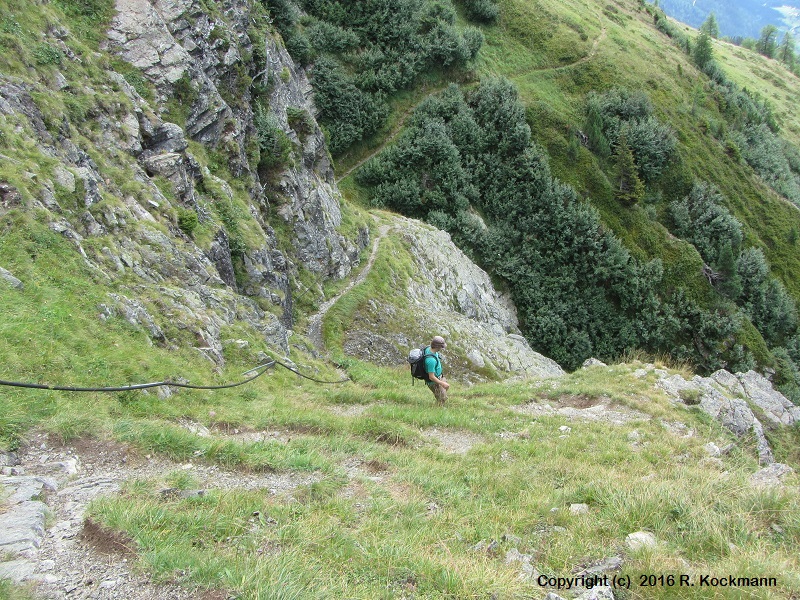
[407,346,439,385]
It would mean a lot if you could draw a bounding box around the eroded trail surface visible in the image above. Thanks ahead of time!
[0,433,316,599]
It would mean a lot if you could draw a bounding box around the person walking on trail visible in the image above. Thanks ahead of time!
[425,336,449,405]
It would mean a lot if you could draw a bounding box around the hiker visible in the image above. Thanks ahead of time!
[424,336,449,405]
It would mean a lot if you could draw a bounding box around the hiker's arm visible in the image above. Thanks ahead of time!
[428,374,450,389]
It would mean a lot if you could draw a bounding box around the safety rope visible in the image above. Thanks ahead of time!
[269,357,350,385]
[0,357,350,393]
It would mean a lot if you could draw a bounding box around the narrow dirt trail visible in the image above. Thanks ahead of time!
[333,18,607,184]
[0,433,319,599]
[306,223,392,352]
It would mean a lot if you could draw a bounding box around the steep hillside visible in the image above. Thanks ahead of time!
[1,0,800,598]
[330,0,800,397]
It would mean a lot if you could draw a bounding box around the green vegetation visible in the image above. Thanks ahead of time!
[266,0,485,153]
[2,0,800,596]
[331,0,800,395]
[355,80,751,373]
[3,199,800,598]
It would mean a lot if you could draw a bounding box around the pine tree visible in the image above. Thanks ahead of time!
[716,242,742,300]
[778,33,796,69]
[692,29,714,69]
[585,104,610,158]
[757,25,778,58]
[614,132,644,206]
[700,13,719,39]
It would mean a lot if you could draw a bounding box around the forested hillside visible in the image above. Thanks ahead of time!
[261,0,800,401]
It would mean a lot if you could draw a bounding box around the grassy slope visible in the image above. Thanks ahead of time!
[1,0,800,598]
[2,207,800,600]
[475,0,800,302]
[2,198,799,599]
[6,224,797,599]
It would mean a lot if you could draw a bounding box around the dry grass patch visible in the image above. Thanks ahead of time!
[421,428,486,455]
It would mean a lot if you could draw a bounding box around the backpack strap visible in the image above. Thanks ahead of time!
[423,347,440,379]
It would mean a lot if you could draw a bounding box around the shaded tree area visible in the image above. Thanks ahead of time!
[585,89,677,185]
[663,181,800,400]
[580,80,800,395]
[261,0,488,154]
[358,80,744,371]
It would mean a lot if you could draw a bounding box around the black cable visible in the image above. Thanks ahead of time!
[270,358,351,384]
[0,361,276,393]
[0,357,351,392]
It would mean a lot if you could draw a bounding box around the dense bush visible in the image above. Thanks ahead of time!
[359,79,743,370]
[254,105,294,170]
[586,89,676,182]
[669,181,743,267]
[460,0,499,23]
[651,10,800,210]
[736,248,798,346]
[731,124,800,205]
[272,0,484,154]
[177,208,199,238]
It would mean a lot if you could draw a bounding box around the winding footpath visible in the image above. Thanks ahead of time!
[0,16,614,598]
[334,19,607,185]
[306,223,391,352]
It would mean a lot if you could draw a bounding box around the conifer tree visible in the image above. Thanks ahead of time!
[614,132,644,206]
[700,13,719,39]
[778,33,796,69]
[693,29,713,69]
[585,104,610,158]
[716,242,742,299]
[757,25,779,58]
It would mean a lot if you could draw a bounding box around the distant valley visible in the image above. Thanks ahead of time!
[656,0,800,38]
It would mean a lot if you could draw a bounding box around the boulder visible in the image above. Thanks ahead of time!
[625,531,657,551]
[737,371,800,426]
[0,266,23,289]
[750,463,794,488]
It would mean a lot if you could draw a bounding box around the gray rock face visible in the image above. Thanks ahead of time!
[264,37,361,280]
[0,0,375,364]
[655,367,800,466]
[106,0,192,86]
[0,266,23,289]
[0,476,56,561]
[750,463,794,488]
[341,216,565,381]
[99,0,365,345]
[736,370,800,425]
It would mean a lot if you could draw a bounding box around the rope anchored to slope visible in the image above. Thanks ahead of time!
[0,357,350,393]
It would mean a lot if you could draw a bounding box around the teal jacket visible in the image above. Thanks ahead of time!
[423,346,442,386]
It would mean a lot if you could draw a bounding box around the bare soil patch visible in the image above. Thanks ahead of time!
[512,397,651,425]
[421,428,485,455]
[1,431,320,599]
[80,518,136,556]
[557,394,602,409]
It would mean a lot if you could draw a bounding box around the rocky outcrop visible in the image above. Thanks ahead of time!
[0,0,373,364]
[105,0,363,282]
[730,370,800,425]
[655,367,800,465]
[342,216,565,382]
[0,266,23,289]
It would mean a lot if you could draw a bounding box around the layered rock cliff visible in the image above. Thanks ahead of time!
[1,0,366,364]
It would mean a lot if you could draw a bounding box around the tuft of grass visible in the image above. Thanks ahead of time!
[0,580,37,600]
